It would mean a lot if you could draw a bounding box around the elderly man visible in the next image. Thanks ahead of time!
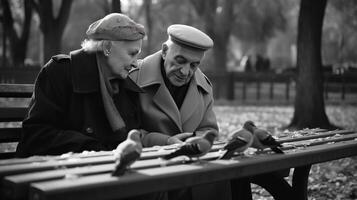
[129,24,219,200]
[16,13,145,157]
[130,24,218,147]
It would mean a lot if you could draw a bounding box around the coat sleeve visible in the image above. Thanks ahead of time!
[16,58,105,157]
[194,93,219,144]
[141,132,170,147]
[139,91,219,147]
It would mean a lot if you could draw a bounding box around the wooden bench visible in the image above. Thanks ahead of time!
[0,84,33,159]
[0,129,356,200]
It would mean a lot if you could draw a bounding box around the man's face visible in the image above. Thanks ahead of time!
[162,43,204,86]
[107,40,142,79]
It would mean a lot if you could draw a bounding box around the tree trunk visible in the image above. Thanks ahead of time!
[2,18,6,68]
[43,29,61,64]
[11,39,28,66]
[190,0,234,99]
[212,0,232,73]
[212,36,232,99]
[144,0,153,56]
[213,0,234,99]
[35,0,73,64]
[288,0,335,130]
[2,0,32,67]
[111,0,122,13]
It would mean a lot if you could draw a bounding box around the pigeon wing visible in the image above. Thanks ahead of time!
[260,135,282,147]
[224,136,248,151]
[112,150,141,176]
[261,135,284,154]
[162,143,201,160]
[220,137,248,159]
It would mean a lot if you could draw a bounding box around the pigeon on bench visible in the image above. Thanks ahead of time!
[243,121,284,154]
[219,127,254,160]
[112,129,142,176]
[162,131,217,161]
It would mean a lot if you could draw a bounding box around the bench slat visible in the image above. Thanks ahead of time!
[0,152,16,160]
[278,129,355,143]
[279,132,357,151]
[0,127,22,142]
[0,142,225,166]
[0,107,27,122]
[0,151,113,166]
[28,140,357,200]
[3,153,221,200]
[3,164,114,200]
[0,155,115,178]
[0,84,33,98]
[0,144,224,178]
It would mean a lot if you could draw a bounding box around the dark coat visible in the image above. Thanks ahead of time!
[16,49,142,157]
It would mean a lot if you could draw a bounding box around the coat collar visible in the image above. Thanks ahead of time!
[70,49,99,93]
[137,51,212,94]
[70,49,142,93]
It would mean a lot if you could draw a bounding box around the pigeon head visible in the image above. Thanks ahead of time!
[203,131,218,145]
[127,129,141,142]
[243,120,256,132]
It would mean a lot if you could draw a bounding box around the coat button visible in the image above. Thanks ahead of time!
[86,127,94,134]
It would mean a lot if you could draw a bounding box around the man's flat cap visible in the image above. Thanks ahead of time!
[168,24,213,51]
[86,13,145,41]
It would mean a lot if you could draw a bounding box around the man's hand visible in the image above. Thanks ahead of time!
[167,132,194,145]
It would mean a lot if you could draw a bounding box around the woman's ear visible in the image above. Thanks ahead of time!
[102,40,112,56]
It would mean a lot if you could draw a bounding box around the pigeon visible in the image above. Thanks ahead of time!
[162,131,217,160]
[112,129,142,176]
[243,120,284,154]
[219,128,254,159]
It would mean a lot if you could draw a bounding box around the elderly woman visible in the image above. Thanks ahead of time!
[16,13,145,157]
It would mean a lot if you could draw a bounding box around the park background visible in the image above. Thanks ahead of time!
[0,0,357,199]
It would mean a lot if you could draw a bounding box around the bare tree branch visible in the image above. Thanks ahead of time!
[190,0,205,16]
[21,0,33,41]
[36,0,53,32]
[30,0,40,14]
[1,0,33,65]
[1,0,16,39]
[112,0,122,13]
[56,0,73,33]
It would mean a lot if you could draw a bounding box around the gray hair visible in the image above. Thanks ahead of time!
[81,39,106,53]
[164,38,174,47]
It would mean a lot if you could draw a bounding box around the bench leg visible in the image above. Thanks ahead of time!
[230,178,252,200]
[292,165,311,200]
[191,181,232,200]
[250,172,293,200]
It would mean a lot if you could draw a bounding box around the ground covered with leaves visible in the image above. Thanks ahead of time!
[213,104,357,200]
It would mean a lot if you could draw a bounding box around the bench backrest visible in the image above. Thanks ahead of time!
[0,84,33,159]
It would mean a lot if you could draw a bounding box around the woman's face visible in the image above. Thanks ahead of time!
[106,40,142,79]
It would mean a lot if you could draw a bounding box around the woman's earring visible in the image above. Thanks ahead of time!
[102,41,112,57]
[104,49,111,57]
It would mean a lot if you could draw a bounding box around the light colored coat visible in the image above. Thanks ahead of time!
[130,51,219,147]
